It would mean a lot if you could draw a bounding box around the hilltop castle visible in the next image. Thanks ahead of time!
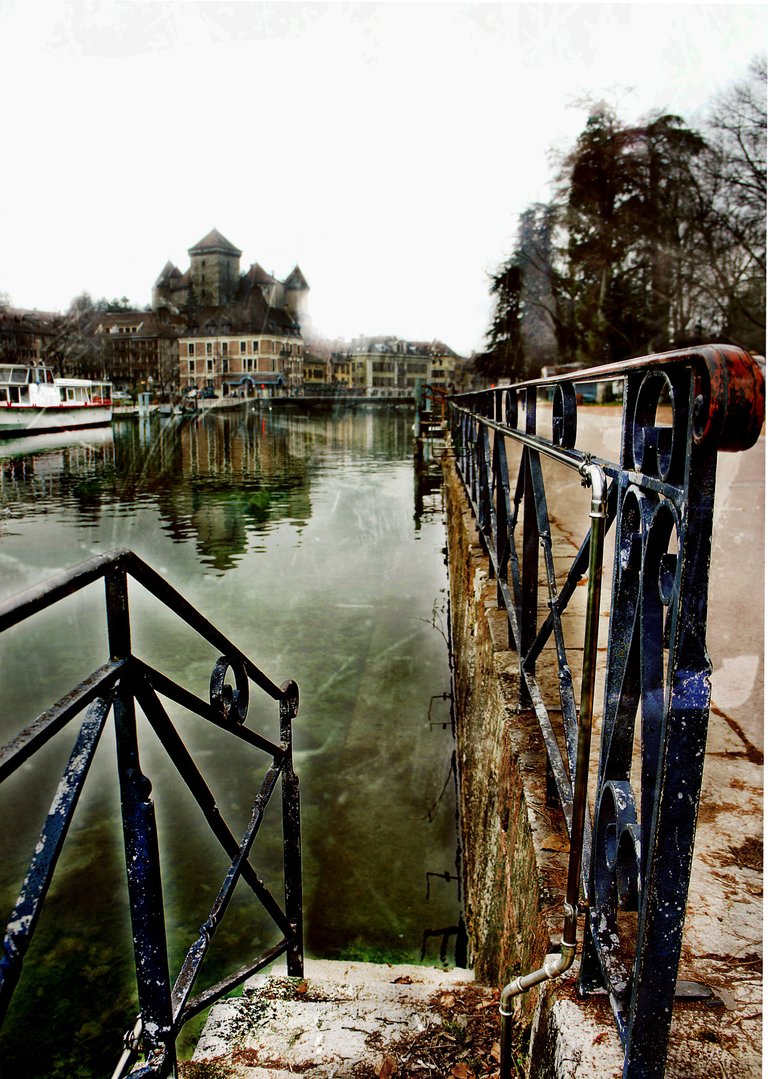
[152,228,309,328]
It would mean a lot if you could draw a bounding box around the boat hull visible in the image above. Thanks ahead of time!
[0,405,112,438]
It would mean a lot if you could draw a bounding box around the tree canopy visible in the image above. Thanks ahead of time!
[479,59,766,380]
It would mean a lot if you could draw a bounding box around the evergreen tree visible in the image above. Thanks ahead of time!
[475,262,525,381]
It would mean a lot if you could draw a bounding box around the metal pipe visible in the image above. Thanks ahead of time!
[499,462,607,1079]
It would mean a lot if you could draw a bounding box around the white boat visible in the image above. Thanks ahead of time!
[0,363,113,437]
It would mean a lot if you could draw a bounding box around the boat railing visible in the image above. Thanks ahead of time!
[0,548,303,1077]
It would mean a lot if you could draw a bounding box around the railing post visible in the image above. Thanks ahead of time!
[2,549,304,1076]
[107,564,175,1074]
[279,679,304,977]
[520,386,538,702]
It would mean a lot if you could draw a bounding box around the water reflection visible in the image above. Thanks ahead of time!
[0,405,458,1076]
[1,409,422,573]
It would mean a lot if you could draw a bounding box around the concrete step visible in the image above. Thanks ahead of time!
[183,959,500,1078]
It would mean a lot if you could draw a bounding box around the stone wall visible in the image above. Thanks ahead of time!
[443,450,569,1028]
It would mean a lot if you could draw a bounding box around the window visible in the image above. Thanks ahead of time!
[222,342,228,356]
[222,360,229,374]
[188,343,194,356]
[206,342,212,356]
[207,359,213,373]
[253,340,258,352]
[188,360,195,373]
[240,341,247,353]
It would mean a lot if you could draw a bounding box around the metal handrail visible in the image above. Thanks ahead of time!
[448,344,765,1079]
[0,548,303,1077]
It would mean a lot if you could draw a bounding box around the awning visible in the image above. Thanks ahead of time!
[224,374,285,387]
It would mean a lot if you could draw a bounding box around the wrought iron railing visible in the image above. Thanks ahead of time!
[0,548,303,1077]
[448,344,764,1078]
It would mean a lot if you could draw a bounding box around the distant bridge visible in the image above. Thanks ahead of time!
[253,394,416,409]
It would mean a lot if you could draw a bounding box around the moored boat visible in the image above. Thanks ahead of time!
[0,363,112,437]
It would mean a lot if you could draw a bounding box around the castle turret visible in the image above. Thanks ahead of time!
[283,265,310,325]
[152,261,183,310]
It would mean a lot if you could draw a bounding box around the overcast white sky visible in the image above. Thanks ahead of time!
[1,1,764,354]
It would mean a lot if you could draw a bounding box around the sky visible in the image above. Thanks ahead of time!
[1,1,765,356]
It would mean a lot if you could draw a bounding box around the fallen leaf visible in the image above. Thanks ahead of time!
[294,980,309,995]
[451,1064,475,1079]
[541,831,569,851]
[439,991,457,1007]
[375,1054,397,1078]
[490,1041,501,1062]
[593,1031,611,1044]
[393,975,413,985]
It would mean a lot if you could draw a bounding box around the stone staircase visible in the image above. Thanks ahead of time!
[180,959,501,1078]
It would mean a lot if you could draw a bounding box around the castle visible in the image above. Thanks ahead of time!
[152,228,309,329]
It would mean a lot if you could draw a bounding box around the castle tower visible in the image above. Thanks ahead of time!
[152,261,184,310]
[188,229,242,307]
[283,265,310,326]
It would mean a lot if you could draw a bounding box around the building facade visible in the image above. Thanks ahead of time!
[345,337,468,396]
[0,308,60,366]
[94,311,186,394]
[179,330,303,396]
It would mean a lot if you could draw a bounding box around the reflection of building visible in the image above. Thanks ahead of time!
[173,415,313,571]
[155,229,308,398]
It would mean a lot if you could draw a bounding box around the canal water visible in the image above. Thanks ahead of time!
[0,406,459,1076]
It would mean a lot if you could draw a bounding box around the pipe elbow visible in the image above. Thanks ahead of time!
[579,460,607,518]
[499,936,578,1014]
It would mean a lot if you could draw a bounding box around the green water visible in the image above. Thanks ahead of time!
[0,406,459,1076]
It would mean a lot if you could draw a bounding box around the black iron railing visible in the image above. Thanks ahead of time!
[449,344,764,1078]
[0,549,303,1077]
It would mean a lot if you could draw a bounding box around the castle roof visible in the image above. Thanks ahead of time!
[284,265,309,290]
[95,310,186,337]
[184,289,301,338]
[244,262,278,286]
[154,261,182,287]
[188,228,242,258]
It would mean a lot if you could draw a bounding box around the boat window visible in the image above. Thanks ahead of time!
[11,368,27,383]
[45,369,54,384]
[0,367,11,383]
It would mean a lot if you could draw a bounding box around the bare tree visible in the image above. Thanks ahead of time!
[692,58,766,350]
